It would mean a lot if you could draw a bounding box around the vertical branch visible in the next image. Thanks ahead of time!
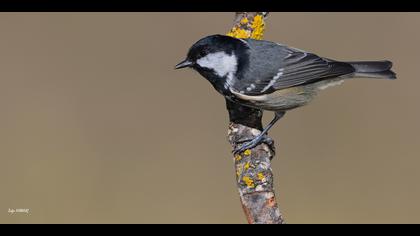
[226,12,285,224]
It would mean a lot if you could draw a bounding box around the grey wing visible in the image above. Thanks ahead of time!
[235,39,355,95]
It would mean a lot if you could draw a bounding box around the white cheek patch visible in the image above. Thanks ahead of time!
[196,52,238,78]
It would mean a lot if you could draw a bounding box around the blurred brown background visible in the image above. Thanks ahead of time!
[0,12,419,224]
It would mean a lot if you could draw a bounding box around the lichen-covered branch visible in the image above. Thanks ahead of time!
[226,12,285,224]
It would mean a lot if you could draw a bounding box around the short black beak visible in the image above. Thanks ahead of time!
[175,59,193,69]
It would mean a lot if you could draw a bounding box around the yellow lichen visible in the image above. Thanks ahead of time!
[243,149,252,156]
[242,176,255,188]
[240,17,249,25]
[235,154,242,161]
[227,13,266,40]
[227,27,250,39]
[257,172,265,180]
[244,162,251,170]
[250,15,265,40]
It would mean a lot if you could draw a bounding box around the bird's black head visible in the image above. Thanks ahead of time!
[175,34,249,93]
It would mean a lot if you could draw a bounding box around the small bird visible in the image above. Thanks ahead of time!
[175,34,396,154]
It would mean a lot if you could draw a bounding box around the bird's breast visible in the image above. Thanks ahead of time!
[229,86,317,111]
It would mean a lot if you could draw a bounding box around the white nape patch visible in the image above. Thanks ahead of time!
[318,80,344,90]
[261,68,284,93]
[196,51,238,89]
[246,83,256,92]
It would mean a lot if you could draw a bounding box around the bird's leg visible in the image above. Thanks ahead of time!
[233,111,285,154]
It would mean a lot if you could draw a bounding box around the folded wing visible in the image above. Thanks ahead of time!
[234,39,355,95]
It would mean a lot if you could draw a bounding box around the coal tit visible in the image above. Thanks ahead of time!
[175,34,396,154]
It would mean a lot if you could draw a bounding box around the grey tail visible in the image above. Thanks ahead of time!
[347,60,396,80]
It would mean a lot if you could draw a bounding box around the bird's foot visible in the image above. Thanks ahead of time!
[233,135,274,155]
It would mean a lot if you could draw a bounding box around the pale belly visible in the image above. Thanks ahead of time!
[229,85,318,111]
